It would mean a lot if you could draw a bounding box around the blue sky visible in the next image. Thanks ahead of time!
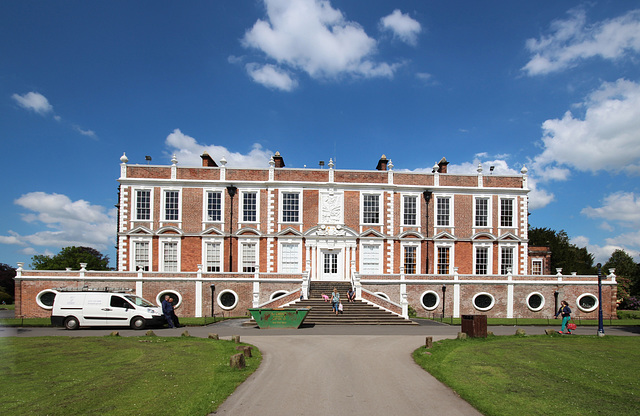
[2,0,640,269]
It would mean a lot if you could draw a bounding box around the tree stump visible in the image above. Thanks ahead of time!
[515,328,526,336]
[232,335,241,343]
[208,333,219,340]
[236,345,253,357]
[545,329,556,335]
[110,331,120,337]
[425,336,433,348]
[230,353,246,369]
[457,332,467,340]
[145,330,156,337]
[181,330,190,337]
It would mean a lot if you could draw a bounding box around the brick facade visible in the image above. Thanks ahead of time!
[14,153,616,320]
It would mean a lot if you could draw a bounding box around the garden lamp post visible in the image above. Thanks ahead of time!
[442,284,446,319]
[210,283,216,323]
[597,263,605,337]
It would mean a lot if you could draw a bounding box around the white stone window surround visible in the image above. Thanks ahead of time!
[498,196,516,229]
[473,242,493,275]
[239,189,260,224]
[279,189,304,224]
[526,292,545,312]
[420,290,441,311]
[203,188,225,224]
[217,289,239,310]
[160,187,182,224]
[36,289,57,310]
[401,193,421,227]
[270,291,288,300]
[360,191,384,226]
[132,187,154,224]
[498,242,518,275]
[278,238,302,273]
[158,236,181,272]
[472,292,495,311]
[434,241,454,274]
[434,194,454,228]
[359,240,383,275]
[202,238,225,273]
[238,237,260,273]
[375,292,390,301]
[577,293,599,313]
[473,195,492,229]
[130,236,153,272]
[156,290,183,309]
[401,240,421,275]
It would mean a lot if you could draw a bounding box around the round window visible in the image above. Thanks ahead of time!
[472,292,495,311]
[156,291,182,308]
[526,292,545,312]
[36,290,57,309]
[420,291,440,310]
[218,290,238,310]
[577,294,598,312]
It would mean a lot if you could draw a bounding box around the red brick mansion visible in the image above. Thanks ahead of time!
[15,152,617,320]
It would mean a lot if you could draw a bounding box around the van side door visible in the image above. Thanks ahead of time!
[82,294,108,326]
[106,295,135,326]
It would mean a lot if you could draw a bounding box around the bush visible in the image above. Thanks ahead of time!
[407,304,417,318]
[619,296,640,310]
[0,291,13,304]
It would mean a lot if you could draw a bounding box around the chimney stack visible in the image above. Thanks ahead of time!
[273,151,285,168]
[437,157,449,173]
[376,154,389,171]
[201,152,218,167]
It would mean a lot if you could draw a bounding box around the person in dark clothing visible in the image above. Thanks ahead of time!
[554,300,572,334]
[161,295,175,328]
[169,297,180,328]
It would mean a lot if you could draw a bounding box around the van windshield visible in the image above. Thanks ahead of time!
[124,295,156,307]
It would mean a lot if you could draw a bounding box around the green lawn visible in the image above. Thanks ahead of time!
[422,316,640,326]
[413,335,640,416]
[0,336,260,416]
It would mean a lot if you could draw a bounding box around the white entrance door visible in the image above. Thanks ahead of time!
[321,249,342,280]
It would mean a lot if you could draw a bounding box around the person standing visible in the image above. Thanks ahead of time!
[162,295,175,328]
[554,300,572,334]
[331,287,340,316]
[169,297,180,328]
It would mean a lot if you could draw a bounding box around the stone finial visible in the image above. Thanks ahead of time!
[171,154,178,165]
[120,153,128,164]
[477,163,483,173]
[328,158,334,169]
[521,165,528,175]
[220,157,227,166]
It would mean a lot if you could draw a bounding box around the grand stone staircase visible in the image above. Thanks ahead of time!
[291,281,416,325]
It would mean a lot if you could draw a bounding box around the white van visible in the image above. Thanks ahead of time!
[51,291,165,330]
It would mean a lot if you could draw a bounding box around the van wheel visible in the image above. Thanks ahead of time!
[64,316,79,330]
[131,316,146,330]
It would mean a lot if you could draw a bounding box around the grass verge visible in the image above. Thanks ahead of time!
[0,315,245,327]
[413,335,640,416]
[420,316,640,326]
[0,336,260,416]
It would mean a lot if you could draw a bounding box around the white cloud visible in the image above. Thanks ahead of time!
[73,125,98,139]
[523,8,640,75]
[0,192,116,256]
[242,0,399,88]
[246,63,298,91]
[582,192,640,226]
[12,91,53,115]
[380,9,422,46]
[573,234,639,264]
[532,78,640,179]
[165,128,273,168]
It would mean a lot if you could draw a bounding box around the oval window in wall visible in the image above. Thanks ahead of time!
[36,289,57,309]
[577,293,598,313]
[218,290,239,310]
[420,291,440,310]
[472,292,495,311]
[156,291,182,308]
[526,292,545,312]
[270,291,288,300]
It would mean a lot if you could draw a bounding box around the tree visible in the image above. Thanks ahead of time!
[0,263,16,303]
[31,246,111,271]
[603,249,640,300]
[528,227,596,275]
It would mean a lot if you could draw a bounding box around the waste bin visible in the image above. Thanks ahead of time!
[461,314,487,338]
